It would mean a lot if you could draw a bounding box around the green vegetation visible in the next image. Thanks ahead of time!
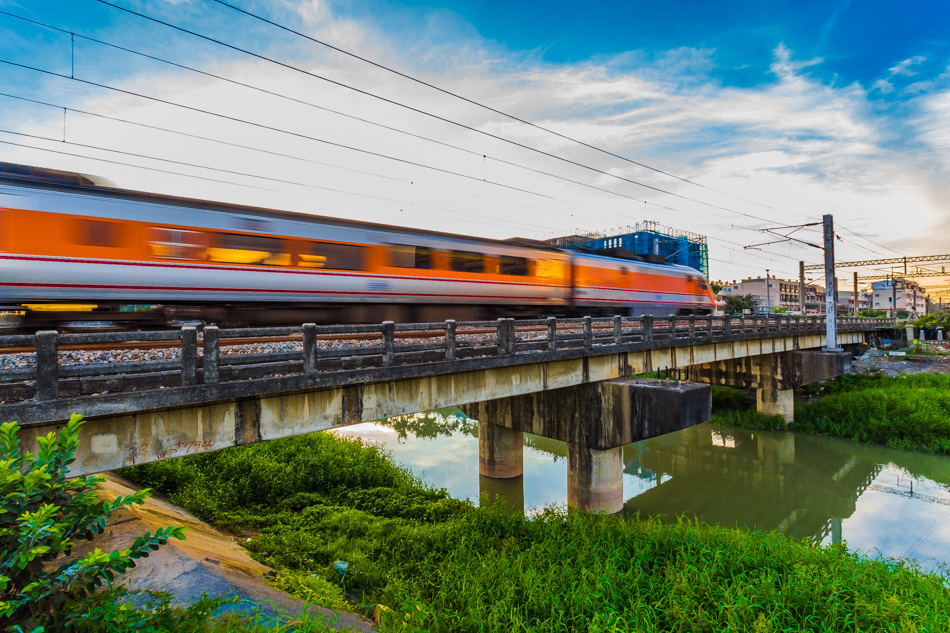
[916,307,950,331]
[712,374,950,455]
[122,430,950,632]
[723,293,758,315]
[0,415,345,633]
[0,414,187,632]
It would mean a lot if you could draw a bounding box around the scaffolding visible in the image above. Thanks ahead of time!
[547,222,709,277]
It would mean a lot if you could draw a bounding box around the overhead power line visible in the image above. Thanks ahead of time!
[204,0,907,262]
[0,58,568,202]
[0,6,890,269]
[89,0,811,226]
[803,254,950,271]
[859,272,949,281]
[0,10,686,213]
[0,135,561,234]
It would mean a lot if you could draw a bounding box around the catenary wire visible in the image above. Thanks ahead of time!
[0,57,565,202]
[89,0,809,227]
[0,10,881,272]
[204,0,902,260]
[0,134,563,234]
[3,6,884,261]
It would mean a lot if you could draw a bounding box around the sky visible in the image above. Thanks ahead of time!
[0,0,948,291]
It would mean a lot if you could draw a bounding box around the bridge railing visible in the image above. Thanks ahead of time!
[0,315,894,404]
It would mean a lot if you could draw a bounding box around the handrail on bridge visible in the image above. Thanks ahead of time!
[0,314,894,405]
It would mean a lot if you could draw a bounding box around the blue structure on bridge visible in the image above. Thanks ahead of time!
[549,222,709,277]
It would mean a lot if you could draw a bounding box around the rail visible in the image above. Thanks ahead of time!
[0,315,893,407]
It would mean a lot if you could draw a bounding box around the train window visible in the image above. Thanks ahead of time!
[300,242,363,270]
[390,245,432,269]
[698,279,709,290]
[75,219,121,247]
[499,256,529,276]
[146,227,208,260]
[450,250,485,273]
[209,233,289,266]
[620,266,629,276]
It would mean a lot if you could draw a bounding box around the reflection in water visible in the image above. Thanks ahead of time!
[332,410,950,572]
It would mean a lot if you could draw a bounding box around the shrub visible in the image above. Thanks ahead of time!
[0,414,185,631]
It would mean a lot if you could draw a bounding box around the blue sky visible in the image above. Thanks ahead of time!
[351,0,950,89]
[0,0,947,286]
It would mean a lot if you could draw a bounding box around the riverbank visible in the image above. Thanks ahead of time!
[713,373,950,455]
[121,429,950,632]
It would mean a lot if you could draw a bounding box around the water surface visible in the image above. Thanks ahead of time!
[332,411,950,572]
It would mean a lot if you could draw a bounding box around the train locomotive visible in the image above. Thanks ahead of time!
[0,163,717,328]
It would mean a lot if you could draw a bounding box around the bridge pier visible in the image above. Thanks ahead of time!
[463,378,710,514]
[568,444,624,514]
[478,421,523,479]
[756,387,795,422]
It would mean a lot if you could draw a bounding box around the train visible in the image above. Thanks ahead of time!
[0,162,717,328]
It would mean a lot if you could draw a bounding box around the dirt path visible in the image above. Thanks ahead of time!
[74,474,377,632]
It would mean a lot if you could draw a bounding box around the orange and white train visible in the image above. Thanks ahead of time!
[0,163,716,327]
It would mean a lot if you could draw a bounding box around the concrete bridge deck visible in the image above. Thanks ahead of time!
[0,315,893,511]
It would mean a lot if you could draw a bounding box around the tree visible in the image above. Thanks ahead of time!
[723,294,759,315]
[710,281,724,294]
[0,414,185,631]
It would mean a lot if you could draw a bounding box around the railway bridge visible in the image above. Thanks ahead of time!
[0,315,892,513]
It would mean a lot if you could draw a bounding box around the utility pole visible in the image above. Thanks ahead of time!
[891,276,897,318]
[766,269,772,312]
[823,214,841,351]
[853,271,859,316]
[799,261,806,315]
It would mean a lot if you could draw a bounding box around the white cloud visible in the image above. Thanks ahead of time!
[889,56,926,77]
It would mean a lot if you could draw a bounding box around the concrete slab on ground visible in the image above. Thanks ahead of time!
[66,474,376,632]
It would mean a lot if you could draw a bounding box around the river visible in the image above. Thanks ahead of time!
[333,410,950,573]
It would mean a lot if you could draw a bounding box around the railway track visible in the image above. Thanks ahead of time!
[0,322,648,354]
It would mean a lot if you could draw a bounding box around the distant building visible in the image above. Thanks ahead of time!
[870,279,927,316]
[718,277,823,314]
[836,289,872,314]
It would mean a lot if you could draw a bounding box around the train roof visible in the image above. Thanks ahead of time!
[0,162,567,254]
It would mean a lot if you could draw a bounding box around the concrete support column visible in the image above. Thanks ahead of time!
[756,387,795,422]
[478,421,523,479]
[567,443,623,514]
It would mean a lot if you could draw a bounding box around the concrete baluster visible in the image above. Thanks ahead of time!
[507,318,516,355]
[723,315,732,336]
[613,315,623,344]
[668,316,676,341]
[739,316,746,334]
[583,316,593,349]
[181,326,198,386]
[641,315,654,343]
[496,318,507,356]
[203,325,220,384]
[445,320,457,361]
[707,315,713,338]
[34,330,59,401]
[546,316,557,351]
[381,321,395,367]
[689,315,696,339]
[302,323,318,375]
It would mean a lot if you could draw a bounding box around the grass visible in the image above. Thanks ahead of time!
[121,430,950,633]
[62,588,350,632]
[712,374,950,455]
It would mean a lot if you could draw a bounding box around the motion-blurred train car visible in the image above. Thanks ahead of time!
[0,163,716,328]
